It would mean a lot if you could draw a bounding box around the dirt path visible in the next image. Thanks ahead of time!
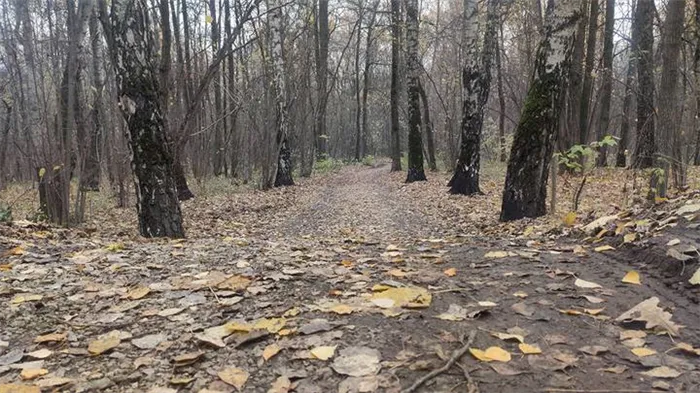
[1,165,699,393]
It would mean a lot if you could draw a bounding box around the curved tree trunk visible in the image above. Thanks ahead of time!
[448,0,497,195]
[99,0,185,238]
[500,0,581,222]
[405,0,426,182]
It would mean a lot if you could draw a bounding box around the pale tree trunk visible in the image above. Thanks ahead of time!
[595,0,614,166]
[500,0,581,222]
[496,22,507,163]
[405,0,426,182]
[209,0,224,176]
[564,0,587,151]
[657,0,686,187]
[354,2,364,161]
[578,0,598,145]
[99,0,185,238]
[83,9,104,191]
[360,0,379,159]
[448,0,498,195]
[633,0,656,169]
[390,0,402,171]
[266,0,293,188]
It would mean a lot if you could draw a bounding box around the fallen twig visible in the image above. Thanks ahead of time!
[402,330,477,393]
[457,361,479,393]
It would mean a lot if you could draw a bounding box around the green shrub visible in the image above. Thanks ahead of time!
[361,155,375,167]
[314,157,345,173]
[0,203,12,223]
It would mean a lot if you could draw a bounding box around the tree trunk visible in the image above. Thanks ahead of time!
[595,0,614,167]
[564,0,587,151]
[224,0,238,178]
[632,0,656,169]
[578,0,598,145]
[360,1,378,160]
[99,0,185,238]
[657,0,686,186]
[83,9,103,191]
[390,0,402,172]
[405,0,426,182]
[418,82,437,171]
[354,3,364,161]
[616,45,636,168]
[500,0,581,222]
[267,0,294,188]
[314,0,329,160]
[448,0,497,194]
[694,0,700,166]
[496,22,507,163]
[174,0,195,200]
[209,0,224,176]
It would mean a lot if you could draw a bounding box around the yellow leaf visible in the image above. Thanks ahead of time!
[340,260,353,267]
[518,343,542,354]
[623,233,636,243]
[443,268,457,277]
[329,304,355,315]
[562,212,577,227]
[469,347,511,362]
[370,286,431,309]
[631,347,657,357]
[262,343,281,361]
[20,369,48,380]
[558,309,583,315]
[253,317,287,333]
[0,384,40,393]
[126,286,151,300]
[594,245,615,252]
[387,269,408,278]
[38,168,46,179]
[622,270,641,285]
[205,14,213,24]
[310,345,336,360]
[88,331,121,355]
[34,332,67,343]
[584,307,605,315]
[277,328,295,336]
[10,294,43,304]
[218,367,249,390]
[106,243,124,252]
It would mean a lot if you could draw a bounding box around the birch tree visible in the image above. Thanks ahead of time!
[500,0,581,221]
[405,0,426,182]
[98,0,185,238]
[448,0,498,195]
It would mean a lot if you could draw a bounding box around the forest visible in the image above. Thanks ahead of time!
[1,0,700,392]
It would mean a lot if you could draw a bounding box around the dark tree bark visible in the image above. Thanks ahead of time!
[500,0,581,222]
[694,0,700,166]
[616,45,636,168]
[354,3,364,161]
[314,0,329,160]
[418,82,436,171]
[405,0,426,182]
[632,0,656,169]
[208,0,224,176]
[82,9,103,191]
[578,0,598,145]
[390,0,402,172]
[563,0,587,151]
[360,1,379,160]
[595,0,614,166]
[448,0,497,195]
[99,0,185,238]
[224,0,238,178]
[174,0,195,201]
[657,0,686,186]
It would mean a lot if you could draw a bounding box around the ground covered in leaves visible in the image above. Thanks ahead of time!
[2,163,700,393]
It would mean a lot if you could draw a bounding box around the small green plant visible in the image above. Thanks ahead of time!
[361,155,375,167]
[555,135,617,173]
[314,157,345,173]
[0,203,12,223]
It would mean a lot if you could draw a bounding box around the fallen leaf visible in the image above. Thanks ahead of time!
[631,347,656,357]
[262,343,281,361]
[10,294,43,304]
[511,302,534,317]
[88,330,122,355]
[623,233,636,243]
[331,346,381,377]
[310,346,336,360]
[218,367,249,390]
[666,238,680,246]
[584,307,605,316]
[574,278,602,289]
[639,366,681,378]
[559,309,583,316]
[491,332,524,343]
[615,297,680,336]
[489,363,526,376]
[329,304,355,315]
[594,245,615,252]
[581,295,605,304]
[562,212,577,226]
[267,376,292,393]
[34,332,67,343]
[578,345,609,355]
[34,377,72,389]
[26,349,52,360]
[689,267,700,286]
[20,368,48,380]
[484,251,514,259]
[674,342,700,356]
[443,268,456,277]
[469,346,511,362]
[620,330,646,340]
[599,365,627,374]
[512,291,528,298]
[518,343,542,354]
[370,286,431,309]
[622,270,641,285]
[435,304,468,321]
[126,286,150,300]
[0,384,40,393]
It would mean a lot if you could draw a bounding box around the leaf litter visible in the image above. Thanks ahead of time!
[1,165,699,392]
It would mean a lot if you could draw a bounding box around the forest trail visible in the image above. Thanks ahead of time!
[2,165,700,393]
